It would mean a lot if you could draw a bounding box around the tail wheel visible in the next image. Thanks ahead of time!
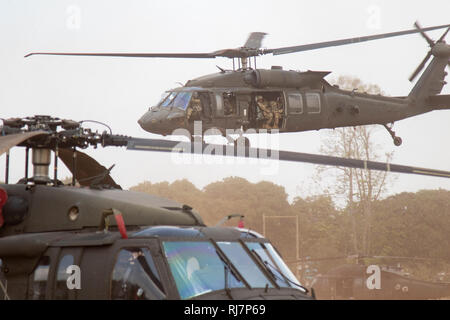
[393,136,403,146]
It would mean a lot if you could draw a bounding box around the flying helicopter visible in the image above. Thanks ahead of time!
[1,115,450,300]
[296,255,450,300]
[25,22,450,147]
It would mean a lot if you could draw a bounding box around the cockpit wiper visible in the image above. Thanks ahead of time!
[263,258,309,293]
[251,249,280,289]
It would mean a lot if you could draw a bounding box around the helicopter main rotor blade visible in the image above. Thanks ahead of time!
[24,52,216,59]
[122,137,450,179]
[58,148,122,189]
[266,23,450,56]
[244,32,267,49]
[0,131,48,157]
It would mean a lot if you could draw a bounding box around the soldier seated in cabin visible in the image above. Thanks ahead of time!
[186,92,203,122]
[223,92,236,116]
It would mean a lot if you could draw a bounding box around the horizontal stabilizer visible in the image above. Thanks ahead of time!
[426,94,450,109]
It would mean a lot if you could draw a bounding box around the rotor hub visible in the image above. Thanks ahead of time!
[32,148,51,184]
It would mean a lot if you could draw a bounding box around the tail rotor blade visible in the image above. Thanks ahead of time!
[438,26,450,42]
[414,21,435,47]
[409,50,433,82]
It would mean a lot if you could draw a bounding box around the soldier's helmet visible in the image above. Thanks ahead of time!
[192,92,199,98]
[256,95,263,101]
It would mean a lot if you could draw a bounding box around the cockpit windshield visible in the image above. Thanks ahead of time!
[162,240,302,299]
[160,92,177,107]
[172,92,192,110]
[159,91,192,110]
[163,241,244,299]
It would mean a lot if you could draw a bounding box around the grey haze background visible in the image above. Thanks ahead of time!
[1,0,449,201]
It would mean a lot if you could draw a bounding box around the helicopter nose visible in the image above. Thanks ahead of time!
[138,110,158,132]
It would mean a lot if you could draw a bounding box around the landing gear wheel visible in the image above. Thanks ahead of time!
[383,124,402,147]
[234,136,250,148]
[393,136,402,146]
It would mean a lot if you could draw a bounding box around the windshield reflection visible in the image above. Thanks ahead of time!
[162,240,301,299]
[158,91,192,110]
[163,241,244,299]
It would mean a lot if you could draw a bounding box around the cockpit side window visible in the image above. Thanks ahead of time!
[30,256,51,300]
[111,247,166,300]
[54,254,74,299]
[0,258,6,300]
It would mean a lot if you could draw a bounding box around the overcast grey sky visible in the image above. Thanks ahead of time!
[1,0,449,201]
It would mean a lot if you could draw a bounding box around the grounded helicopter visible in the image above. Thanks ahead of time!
[1,115,450,300]
[25,22,450,146]
[297,256,450,300]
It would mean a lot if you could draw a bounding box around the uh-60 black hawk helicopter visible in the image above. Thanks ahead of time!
[26,22,450,147]
[296,255,450,300]
[1,115,450,300]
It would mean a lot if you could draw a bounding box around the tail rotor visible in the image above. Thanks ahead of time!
[409,21,450,82]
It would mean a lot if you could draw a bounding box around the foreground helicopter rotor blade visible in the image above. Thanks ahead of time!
[122,137,450,179]
[265,23,450,56]
[58,148,122,189]
[0,131,48,157]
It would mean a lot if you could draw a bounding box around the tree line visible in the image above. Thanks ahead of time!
[130,177,450,281]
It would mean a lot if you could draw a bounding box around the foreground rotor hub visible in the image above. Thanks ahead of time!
[32,148,51,184]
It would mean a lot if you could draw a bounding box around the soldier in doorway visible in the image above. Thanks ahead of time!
[270,98,283,129]
[256,95,273,129]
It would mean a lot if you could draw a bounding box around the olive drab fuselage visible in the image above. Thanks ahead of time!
[138,66,450,143]
[0,183,312,300]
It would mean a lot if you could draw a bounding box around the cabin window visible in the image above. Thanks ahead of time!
[306,93,321,114]
[288,93,303,114]
[111,247,165,300]
[215,94,223,116]
[54,254,74,299]
[31,256,51,300]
